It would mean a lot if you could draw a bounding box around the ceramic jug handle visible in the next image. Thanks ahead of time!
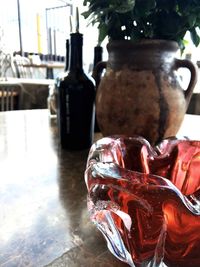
[92,61,107,87]
[174,59,198,105]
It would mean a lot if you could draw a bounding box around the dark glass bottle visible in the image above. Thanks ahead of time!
[92,45,103,132]
[57,33,95,150]
[64,39,69,71]
[92,45,103,87]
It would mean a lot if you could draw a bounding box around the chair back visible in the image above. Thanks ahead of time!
[13,55,33,78]
[0,51,17,78]
[0,82,24,111]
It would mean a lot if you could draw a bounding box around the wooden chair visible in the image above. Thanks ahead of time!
[0,51,17,79]
[0,82,24,111]
[13,55,33,78]
[13,55,47,79]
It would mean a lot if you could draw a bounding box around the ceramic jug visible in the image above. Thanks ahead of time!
[93,40,198,144]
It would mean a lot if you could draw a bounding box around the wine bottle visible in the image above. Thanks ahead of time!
[56,32,95,150]
[92,45,103,87]
[64,39,69,71]
[92,45,103,132]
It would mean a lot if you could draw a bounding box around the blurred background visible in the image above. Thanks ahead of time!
[0,0,199,113]
[0,0,199,74]
[0,0,107,72]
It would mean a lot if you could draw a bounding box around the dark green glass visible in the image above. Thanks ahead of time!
[57,33,95,150]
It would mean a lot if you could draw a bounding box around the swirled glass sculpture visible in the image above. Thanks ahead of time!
[85,136,200,267]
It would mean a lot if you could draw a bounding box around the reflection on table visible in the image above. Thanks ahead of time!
[0,109,129,267]
[0,110,200,267]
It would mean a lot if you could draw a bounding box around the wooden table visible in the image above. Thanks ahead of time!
[0,110,200,267]
[23,63,65,69]
[0,79,55,110]
[1,77,55,85]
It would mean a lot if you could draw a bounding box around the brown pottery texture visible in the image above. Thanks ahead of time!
[95,40,198,144]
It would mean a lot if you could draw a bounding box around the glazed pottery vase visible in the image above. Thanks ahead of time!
[93,40,198,144]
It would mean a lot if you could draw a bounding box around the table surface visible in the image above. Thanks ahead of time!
[0,78,55,86]
[0,79,55,110]
[0,110,200,267]
[23,62,65,69]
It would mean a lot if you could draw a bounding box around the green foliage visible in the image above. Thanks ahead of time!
[82,0,200,49]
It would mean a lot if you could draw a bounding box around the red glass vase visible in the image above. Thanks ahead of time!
[85,136,200,267]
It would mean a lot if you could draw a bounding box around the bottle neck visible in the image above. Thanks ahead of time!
[69,33,83,72]
[93,45,103,68]
[64,39,69,71]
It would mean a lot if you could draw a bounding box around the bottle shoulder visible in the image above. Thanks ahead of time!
[58,70,94,85]
[56,72,95,94]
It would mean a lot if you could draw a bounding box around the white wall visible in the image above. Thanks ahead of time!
[0,0,19,52]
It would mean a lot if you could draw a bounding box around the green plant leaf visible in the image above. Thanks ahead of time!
[156,0,177,11]
[134,0,156,16]
[82,0,200,50]
[110,0,135,13]
[98,23,108,44]
[81,10,91,19]
[190,28,200,47]
[83,0,88,6]
[188,15,197,28]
